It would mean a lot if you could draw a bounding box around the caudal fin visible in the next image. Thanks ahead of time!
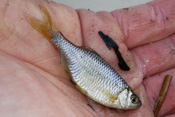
[26,5,58,42]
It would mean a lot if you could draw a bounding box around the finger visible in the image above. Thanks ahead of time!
[143,68,175,117]
[0,0,81,77]
[111,0,175,48]
[131,33,175,78]
[114,29,175,89]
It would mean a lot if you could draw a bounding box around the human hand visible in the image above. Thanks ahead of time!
[0,0,174,117]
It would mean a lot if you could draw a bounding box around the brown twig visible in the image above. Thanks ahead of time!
[153,75,172,117]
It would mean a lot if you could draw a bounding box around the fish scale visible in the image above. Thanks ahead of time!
[27,6,141,109]
[52,33,130,105]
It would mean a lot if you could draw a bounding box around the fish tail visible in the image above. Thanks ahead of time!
[26,5,58,42]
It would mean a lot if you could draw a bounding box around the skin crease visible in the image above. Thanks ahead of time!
[0,0,175,116]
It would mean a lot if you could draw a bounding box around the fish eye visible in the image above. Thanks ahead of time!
[131,95,138,104]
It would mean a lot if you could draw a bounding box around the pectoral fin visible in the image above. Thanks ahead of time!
[102,89,119,103]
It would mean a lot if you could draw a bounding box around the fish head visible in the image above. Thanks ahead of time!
[114,88,142,110]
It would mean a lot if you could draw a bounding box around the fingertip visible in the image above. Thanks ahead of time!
[111,0,175,48]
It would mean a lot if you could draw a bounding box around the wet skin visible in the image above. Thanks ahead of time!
[0,0,175,117]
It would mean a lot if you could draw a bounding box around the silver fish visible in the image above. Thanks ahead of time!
[27,6,141,110]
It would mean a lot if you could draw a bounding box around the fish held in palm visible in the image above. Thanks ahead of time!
[26,6,141,110]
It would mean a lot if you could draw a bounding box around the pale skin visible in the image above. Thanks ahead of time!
[0,0,175,117]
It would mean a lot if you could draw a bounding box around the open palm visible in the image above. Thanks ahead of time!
[0,0,175,117]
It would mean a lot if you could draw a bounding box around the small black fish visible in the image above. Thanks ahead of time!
[98,31,130,71]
